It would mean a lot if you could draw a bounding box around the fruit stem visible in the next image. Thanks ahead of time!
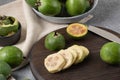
[0,15,7,20]
[35,1,41,7]
[54,32,58,37]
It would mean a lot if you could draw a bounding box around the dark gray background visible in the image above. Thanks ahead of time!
[0,0,120,80]
[0,0,15,5]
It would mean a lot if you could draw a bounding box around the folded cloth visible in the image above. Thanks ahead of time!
[0,0,66,57]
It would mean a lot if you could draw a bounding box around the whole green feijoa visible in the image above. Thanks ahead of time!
[0,60,11,78]
[0,16,19,36]
[0,74,7,80]
[100,42,120,64]
[38,0,61,16]
[66,0,87,16]
[0,74,6,80]
[45,32,65,51]
[0,46,23,68]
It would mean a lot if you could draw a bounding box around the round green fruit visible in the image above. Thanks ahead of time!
[0,46,23,68]
[66,23,88,39]
[45,32,65,51]
[66,0,88,16]
[38,0,61,16]
[0,74,6,80]
[0,60,11,78]
[100,42,120,64]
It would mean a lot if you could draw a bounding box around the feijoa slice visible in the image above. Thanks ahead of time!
[66,23,88,39]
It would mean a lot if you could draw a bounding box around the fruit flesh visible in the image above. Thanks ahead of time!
[58,50,73,69]
[0,46,23,68]
[0,60,11,77]
[44,44,89,73]
[38,0,61,16]
[44,53,66,73]
[69,45,85,64]
[66,23,88,38]
[66,0,88,16]
[79,45,89,57]
[67,48,78,63]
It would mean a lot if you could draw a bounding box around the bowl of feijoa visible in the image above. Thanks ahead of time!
[26,0,98,23]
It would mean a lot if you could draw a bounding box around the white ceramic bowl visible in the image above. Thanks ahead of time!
[33,0,98,24]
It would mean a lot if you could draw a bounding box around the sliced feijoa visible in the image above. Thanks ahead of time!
[66,23,88,39]
[0,16,19,36]
[0,74,6,80]
[66,48,78,64]
[0,60,11,77]
[58,50,73,69]
[44,53,66,73]
[45,32,65,51]
[79,45,89,57]
[70,45,85,64]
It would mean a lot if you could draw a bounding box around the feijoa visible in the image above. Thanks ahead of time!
[45,32,65,51]
[66,0,88,16]
[66,23,88,39]
[38,0,61,16]
[0,16,19,36]
[0,60,11,78]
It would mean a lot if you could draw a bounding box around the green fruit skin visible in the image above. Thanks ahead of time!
[0,46,23,68]
[0,16,19,36]
[25,0,37,8]
[0,74,7,80]
[0,61,11,78]
[100,42,120,64]
[86,0,90,11]
[45,32,65,51]
[68,31,88,40]
[66,0,87,16]
[38,0,61,16]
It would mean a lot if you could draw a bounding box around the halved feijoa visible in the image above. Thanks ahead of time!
[0,16,19,36]
[66,23,88,39]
